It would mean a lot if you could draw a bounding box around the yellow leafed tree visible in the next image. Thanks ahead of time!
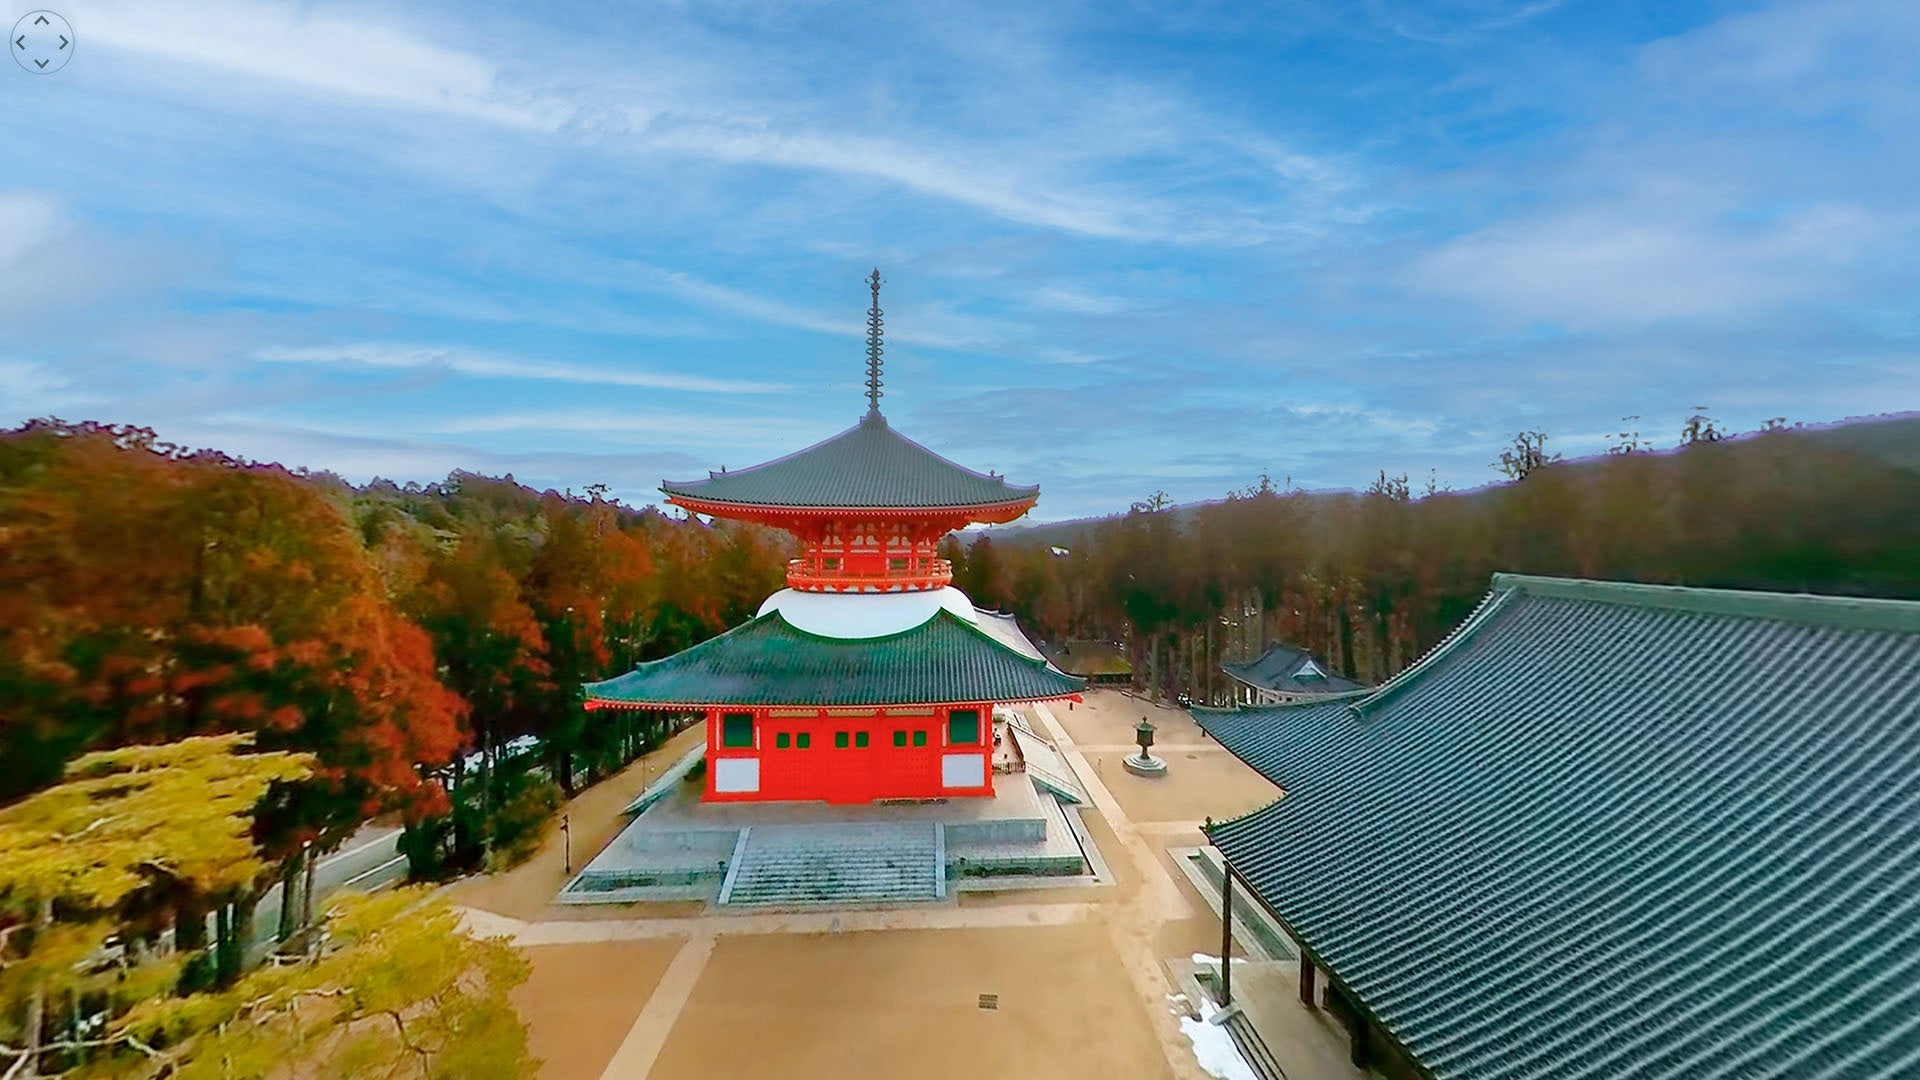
[0,737,532,1079]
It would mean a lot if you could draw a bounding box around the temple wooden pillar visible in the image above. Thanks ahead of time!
[1219,865,1234,1006]
[1300,957,1317,1007]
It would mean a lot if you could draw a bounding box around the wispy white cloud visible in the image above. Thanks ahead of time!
[253,343,789,394]
[79,0,563,130]
[1406,204,1881,327]
[640,121,1145,239]
[1035,286,1131,316]
[0,359,101,412]
[1363,0,1568,45]
[0,191,190,325]
[1637,0,1920,122]
[424,408,826,446]
[150,415,710,502]
[1035,348,1106,366]
[0,193,67,267]
[68,0,1358,245]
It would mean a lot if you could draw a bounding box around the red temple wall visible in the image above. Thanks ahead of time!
[703,704,995,804]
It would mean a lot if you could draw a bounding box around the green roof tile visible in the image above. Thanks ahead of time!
[660,413,1039,510]
[1199,575,1920,1080]
[584,608,1084,708]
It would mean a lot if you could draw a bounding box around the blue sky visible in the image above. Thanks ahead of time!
[3,0,1916,520]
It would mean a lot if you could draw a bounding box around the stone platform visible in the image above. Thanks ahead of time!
[560,748,1097,908]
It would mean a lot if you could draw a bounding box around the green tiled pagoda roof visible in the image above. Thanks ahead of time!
[584,608,1084,708]
[1199,573,1920,1080]
[660,413,1039,510]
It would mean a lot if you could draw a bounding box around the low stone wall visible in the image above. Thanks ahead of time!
[948,853,1086,878]
[943,817,1047,844]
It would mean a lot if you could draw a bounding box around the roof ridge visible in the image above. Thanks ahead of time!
[879,423,1041,494]
[943,607,1062,671]
[660,420,860,490]
[1491,573,1920,633]
[1350,585,1516,717]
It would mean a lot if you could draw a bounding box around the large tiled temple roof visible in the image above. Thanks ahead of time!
[1222,642,1367,695]
[584,608,1083,709]
[660,413,1039,511]
[1198,573,1920,1080]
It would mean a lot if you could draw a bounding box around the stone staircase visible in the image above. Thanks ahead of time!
[1005,716,1087,805]
[720,822,942,906]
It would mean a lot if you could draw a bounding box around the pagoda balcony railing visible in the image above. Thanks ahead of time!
[786,558,953,592]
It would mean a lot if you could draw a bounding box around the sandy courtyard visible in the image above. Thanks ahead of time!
[514,941,683,1080]
[1084,749,1280,824]
[649,924,1173,1080]
[456,690,1361,1080]
[1051,692,1210,748]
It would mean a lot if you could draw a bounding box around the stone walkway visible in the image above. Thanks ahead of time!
[1028,700,1210,1079]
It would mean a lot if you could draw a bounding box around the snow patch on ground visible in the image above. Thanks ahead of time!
[1179,996,1259,1080]
[1191,953,1248,966]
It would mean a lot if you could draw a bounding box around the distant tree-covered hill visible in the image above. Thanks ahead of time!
[947,411,1920,702]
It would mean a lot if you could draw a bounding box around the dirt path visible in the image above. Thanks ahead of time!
[1030,700,1215,1080]
[447,723,709,921]
[597,935,715,1080]
[513,940,683,1080]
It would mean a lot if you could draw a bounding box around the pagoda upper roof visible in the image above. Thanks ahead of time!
[661,413,1039,512]
[583,607,1084,709]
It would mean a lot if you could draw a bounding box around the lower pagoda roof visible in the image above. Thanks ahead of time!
[583,608,1085,709]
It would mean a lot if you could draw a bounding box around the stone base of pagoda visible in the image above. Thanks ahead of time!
[558,765,1096,907]
[1122,752,1169,777]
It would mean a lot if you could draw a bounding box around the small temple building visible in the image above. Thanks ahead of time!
[583,272,1085,805]
[1221,642,1366,705]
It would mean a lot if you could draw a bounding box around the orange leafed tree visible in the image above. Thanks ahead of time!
[0,421,465,938]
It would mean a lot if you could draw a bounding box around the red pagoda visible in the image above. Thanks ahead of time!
[583,272,1085,804]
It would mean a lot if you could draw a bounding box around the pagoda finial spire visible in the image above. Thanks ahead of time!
[864,268,885,420]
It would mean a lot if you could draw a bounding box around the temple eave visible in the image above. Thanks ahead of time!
[584,689,1082,711]
[663,493,1038,521]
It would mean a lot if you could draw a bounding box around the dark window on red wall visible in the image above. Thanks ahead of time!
[855,731,870,748]
[835,731,850,748]
[797,732,811,749]
[913,730,928,747]
[722,713,754,749]
[776,733,791,749]
[948,709,980,745]
[893,731,907,748]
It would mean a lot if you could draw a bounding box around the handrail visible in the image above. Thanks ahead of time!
[785,558,953,592]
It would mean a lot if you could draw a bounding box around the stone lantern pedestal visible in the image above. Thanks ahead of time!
[1123,716,1168,777]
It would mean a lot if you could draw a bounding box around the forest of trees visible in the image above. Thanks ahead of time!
[0,419,788,1076]
[3,410,1916,1074]
[949,415,1920,703]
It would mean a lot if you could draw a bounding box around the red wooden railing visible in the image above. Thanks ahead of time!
[785,557,953,592]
